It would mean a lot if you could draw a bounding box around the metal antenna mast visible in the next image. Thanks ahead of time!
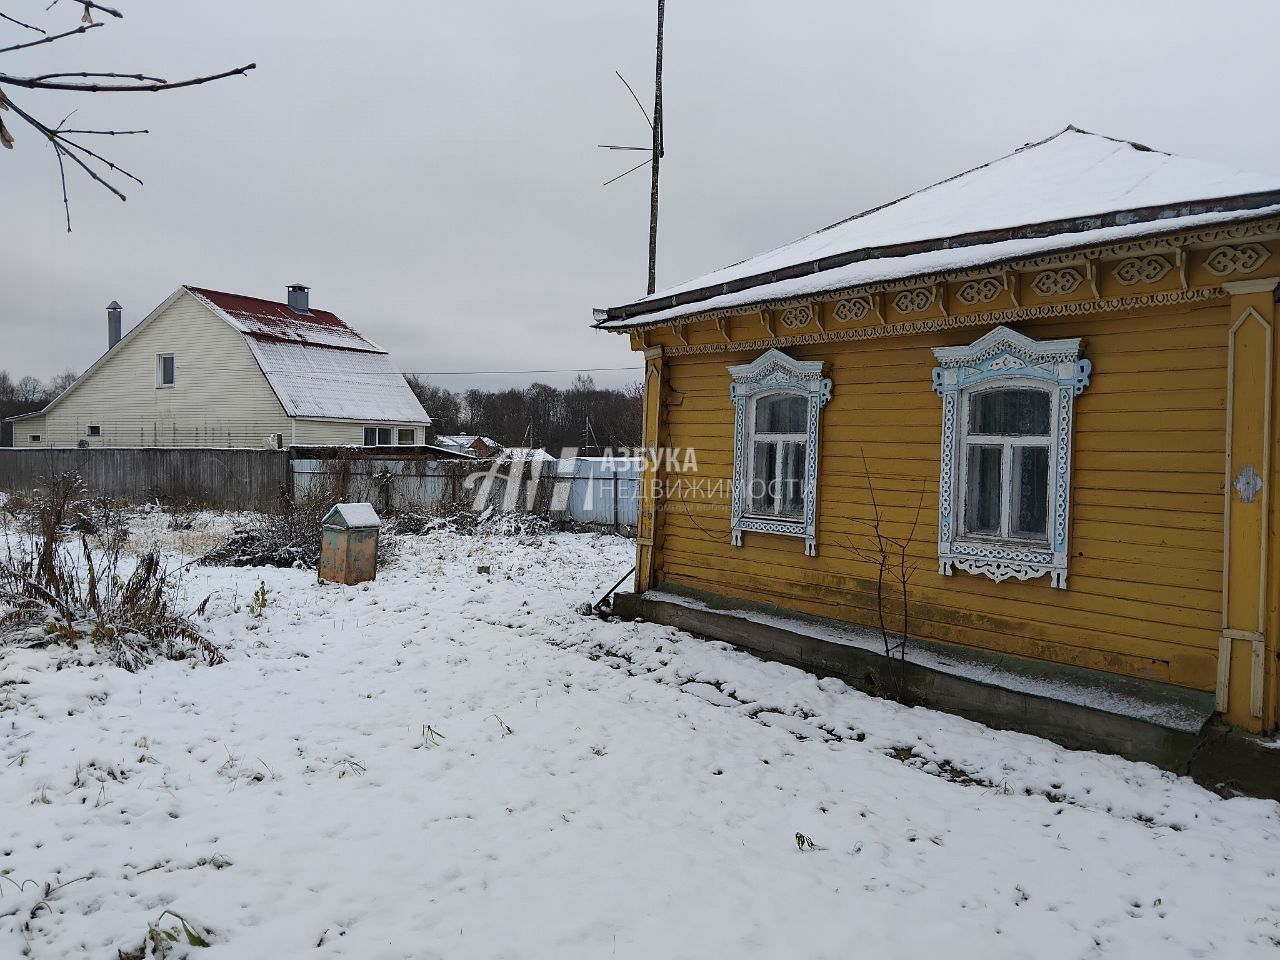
[599,0,666,294]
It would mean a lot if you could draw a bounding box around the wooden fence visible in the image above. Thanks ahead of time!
[0,447,640,532]
[0,448,289,511]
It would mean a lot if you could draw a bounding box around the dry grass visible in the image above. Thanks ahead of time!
[0,474,222,671]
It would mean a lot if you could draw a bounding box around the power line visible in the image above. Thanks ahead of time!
[253,365,644,379]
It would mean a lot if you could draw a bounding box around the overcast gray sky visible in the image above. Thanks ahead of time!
[5,0,1280,392]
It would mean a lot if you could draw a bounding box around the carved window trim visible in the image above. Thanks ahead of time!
[931,326,1092,588]
[728,349,832,556]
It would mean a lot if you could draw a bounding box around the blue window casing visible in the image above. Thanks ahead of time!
[728,349,832,557]
[932,325,1092,589]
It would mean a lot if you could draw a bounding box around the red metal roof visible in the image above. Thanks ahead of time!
[185,285,382,353]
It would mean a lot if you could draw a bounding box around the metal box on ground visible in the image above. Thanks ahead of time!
[319,502,381,585]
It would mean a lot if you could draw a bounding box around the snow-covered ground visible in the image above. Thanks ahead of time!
[3,521,1280,958]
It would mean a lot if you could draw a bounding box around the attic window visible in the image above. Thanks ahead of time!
[87,425,101,437]
[364,426,393,446]
[157,353,175,387]
[397,428,415,445]
[931,326,1092,589]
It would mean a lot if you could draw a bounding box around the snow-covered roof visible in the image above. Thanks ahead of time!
[323,502,382,529]
[595,127,1280,329]
[503,447,557,461]
[244,337,430,422]
[188,287,383,352]
[435,435,500,453]
[187,286,428,423]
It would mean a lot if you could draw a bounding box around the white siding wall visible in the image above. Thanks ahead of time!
[14,291,291,448]
[11,415,46,445]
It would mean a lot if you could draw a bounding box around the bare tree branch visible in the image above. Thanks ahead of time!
[44,0,123,20]
[57,126,146,135]
[0,21,99,55]
[3,3,255,225]
[53,124,143,184]
[0,11,45,32]
[4,93,129,198]
[52,141,71,231]
[26,70,167,82]
[0,62,255,91]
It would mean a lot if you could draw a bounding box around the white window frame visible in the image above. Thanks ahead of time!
[745,396,809,519]
[363,425,394,446]
[728,349,832,556]
[958,383,1054,543]
[156,353,175,388]
[396,427,416,445]
[86,424,102,437]
[932,325,1091,589]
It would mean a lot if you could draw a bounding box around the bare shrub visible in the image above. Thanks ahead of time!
[844,453,926,698]
[201,484,396,569]
[0,475,221,670]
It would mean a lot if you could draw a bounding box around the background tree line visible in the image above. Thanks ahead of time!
[406,375,643,452]
[0,369,77,420]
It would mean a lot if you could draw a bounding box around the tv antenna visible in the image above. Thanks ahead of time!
[599,0,666,295]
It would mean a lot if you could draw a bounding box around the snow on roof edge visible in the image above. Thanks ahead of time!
[597,204,1280,331]
[599,128,1280,327]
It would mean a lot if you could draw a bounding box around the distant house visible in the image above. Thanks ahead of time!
[12,285,430,448]
[434,435,502,458]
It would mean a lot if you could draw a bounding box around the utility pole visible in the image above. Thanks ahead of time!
[647,0,666,295]
[599,1,668,295]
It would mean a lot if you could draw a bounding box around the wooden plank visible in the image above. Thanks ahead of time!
[659,548,1218,646]
[658,557,1211,678]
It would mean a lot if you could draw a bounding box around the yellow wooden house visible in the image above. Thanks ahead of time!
[594,127,1280,739]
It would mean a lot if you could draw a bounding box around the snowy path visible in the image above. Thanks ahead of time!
[3,529,1280,958]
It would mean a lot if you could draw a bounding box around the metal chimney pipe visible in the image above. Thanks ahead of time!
[287,284,310,313]
[107,301,122,349]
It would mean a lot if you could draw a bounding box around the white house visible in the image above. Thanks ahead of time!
[12,285,431,449]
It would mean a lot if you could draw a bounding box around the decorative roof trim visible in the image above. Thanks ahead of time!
[605,215,1280,335]
[660,286,1226,357]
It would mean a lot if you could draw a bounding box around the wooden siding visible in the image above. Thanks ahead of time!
[651,300,1229,692]
[14,291,292,449]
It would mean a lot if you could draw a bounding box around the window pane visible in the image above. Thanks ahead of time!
[1011,445,1050,540]
[964,444,1002,535]
[377,427,392,445]
[160,355,175,385]
[969,389,1049,436]
[397,428,415,445]
[777,441,805,518]
[754,393,807,434]
[750,439,807,518]
[751,440,777,514]
[364,427,378,446]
